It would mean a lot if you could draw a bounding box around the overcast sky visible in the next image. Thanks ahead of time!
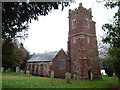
[22,0,117,54]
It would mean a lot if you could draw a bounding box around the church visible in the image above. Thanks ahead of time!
[26,3,102,80]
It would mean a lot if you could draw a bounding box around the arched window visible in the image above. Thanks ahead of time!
[85,19,89,28]
[59,59,65,69]
[72,19,77,29]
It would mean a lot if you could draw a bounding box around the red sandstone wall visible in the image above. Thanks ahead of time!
[52,49,68,78]
[68,4,102,80]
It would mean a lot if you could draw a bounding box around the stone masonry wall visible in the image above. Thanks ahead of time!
[68,3,102,80]
[52,49,68,78]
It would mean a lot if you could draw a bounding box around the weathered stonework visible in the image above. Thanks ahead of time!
[52,49,68,78]
[68,3,102,80]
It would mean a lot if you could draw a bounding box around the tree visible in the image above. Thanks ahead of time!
[102,57,114,77]
[18,43,31,69]
[2,39,15,70]
[2,40,30,71]
[102,1,120,79]
[2,1,74,40]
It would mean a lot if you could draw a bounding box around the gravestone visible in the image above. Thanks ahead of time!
[26,70,30,75]
[0,67,4,72]
[0,67,1,72]
[113,73,116,76]
[8,68,11,72]
[20,70,24,74]
[16,66,20,73]
[50,70,54,78]
[73,74,77,80]
[65,72,71,84]
[75,74,79,80]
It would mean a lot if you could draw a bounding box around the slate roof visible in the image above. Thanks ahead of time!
[27,51,59,62]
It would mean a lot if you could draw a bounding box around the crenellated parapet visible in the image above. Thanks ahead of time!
[69,3,92,18]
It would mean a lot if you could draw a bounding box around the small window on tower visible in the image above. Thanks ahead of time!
[72,19,77,29]
[73,37,76,44]
[85,19,89,28]
[87,37,90,43]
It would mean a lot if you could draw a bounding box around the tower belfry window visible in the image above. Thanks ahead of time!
[72,19,77,29]
[85,19,89,28]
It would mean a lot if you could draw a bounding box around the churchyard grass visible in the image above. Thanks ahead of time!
[2,72,119,88]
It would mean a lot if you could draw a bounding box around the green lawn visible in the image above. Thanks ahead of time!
[2,72,119,88]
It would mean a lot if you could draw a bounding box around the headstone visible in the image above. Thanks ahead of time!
[0,67,1,72]
[50,70,54,78]
[8,68,11,72]
[113,73,116,76]
[73,74,77,80]
[0,67,4,72]
[16,66,20,73]
[26,70,30,75]
[20,70,24,74]
[65,72,71,84]
[76,75,79,80]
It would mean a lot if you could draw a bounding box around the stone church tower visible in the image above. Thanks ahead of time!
[68,3,102,80]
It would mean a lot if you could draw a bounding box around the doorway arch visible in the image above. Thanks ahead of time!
[88,70,92,80]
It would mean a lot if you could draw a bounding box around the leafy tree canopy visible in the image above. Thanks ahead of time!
[102,1,120,79]
[2,1,73,40]
[2,39,30,70]
[102,1,120,48]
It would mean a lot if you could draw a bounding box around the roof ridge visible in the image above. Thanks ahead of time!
[37,51,59,55]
